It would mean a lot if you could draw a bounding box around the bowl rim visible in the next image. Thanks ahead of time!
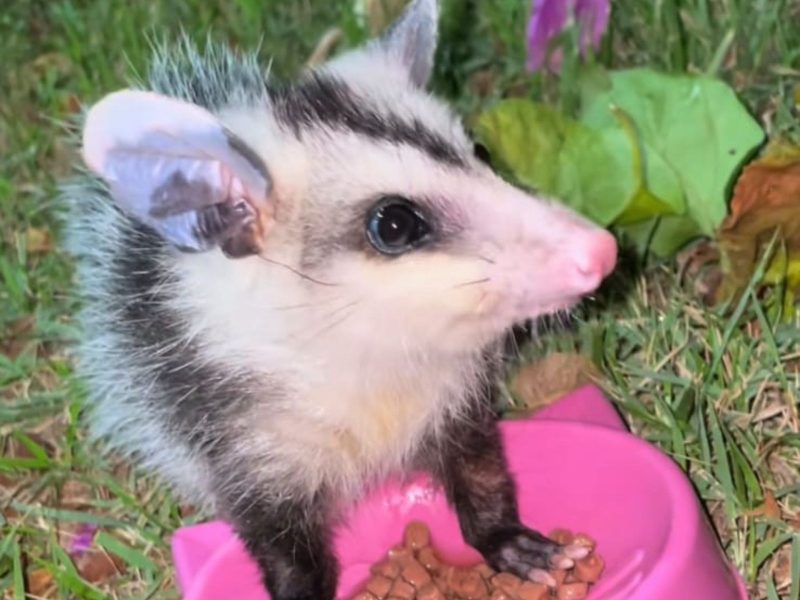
[179,419,746,600]
[501,419,744,598]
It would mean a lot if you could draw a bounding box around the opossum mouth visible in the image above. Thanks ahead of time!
[525,296,583,319]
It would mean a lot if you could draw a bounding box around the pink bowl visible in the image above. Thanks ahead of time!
[171,385,748,599]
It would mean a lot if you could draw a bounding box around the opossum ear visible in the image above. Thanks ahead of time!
[82,90,273,258]
[372,0,439,88]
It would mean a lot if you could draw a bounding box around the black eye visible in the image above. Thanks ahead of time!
[473,142,491,165]
[366,196,431,255]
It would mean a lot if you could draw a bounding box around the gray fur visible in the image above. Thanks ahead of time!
[373,0,439,87]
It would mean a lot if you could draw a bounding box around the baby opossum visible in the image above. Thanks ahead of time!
[62,1,617,598]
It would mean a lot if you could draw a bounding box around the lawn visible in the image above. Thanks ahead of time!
[1,0,798,599]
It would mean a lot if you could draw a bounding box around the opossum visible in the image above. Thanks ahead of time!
[62,1,617,598]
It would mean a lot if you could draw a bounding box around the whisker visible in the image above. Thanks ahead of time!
[298,302,360,345]
[477,254,496,265]
[270,297,342,311]
[451,277,491,289]
[257,254,340,287]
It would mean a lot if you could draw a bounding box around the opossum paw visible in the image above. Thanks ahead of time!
[478,525,589,586]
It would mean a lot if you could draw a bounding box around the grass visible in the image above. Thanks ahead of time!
[1,0,798,598]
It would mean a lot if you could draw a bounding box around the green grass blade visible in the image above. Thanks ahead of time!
[95,531,157,572]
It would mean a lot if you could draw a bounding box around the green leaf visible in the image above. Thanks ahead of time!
[580,68,765,241]
[619,215,705,258]
[475,99,684,227]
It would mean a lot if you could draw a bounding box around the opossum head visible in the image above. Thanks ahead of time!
[81,0,616,358]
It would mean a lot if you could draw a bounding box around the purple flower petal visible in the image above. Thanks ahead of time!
[526,0,569,72]
[575,0,610,54]
[69,523,98,558]
[526,0,610,73]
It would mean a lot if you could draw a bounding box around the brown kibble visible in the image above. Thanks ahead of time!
[417,547,441,573]
[557,582,589,600]
[371,559,401,579]
[548,529,574,544]
[401,558,432,587]
[517,581,550,600]
[417,582,446,600]
[571,533,596,550]
[389,577,416,598]
[353,525,603,600]
[403,521,431,550]
[475,562,496,579]
[458,569,489,599]
[447,567,484,597]
[388,545,413,563]
[366,575,393,599]
[491,572,522,594]
[575,553,605,583]
[551,569,567,585]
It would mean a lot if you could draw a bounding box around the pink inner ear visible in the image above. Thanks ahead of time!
[80,89,272,251]
[82,90,226,178]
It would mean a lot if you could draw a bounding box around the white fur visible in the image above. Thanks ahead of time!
[65,10,615,516]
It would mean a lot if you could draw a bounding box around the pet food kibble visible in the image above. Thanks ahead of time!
[402,559,432,587]
[548,529,574,545]
[389,546,414,563]
[389,578,416,599]
[491,572,523,595]
[417,582,445,600]
[476,563,496,579]
[372,559,401,579]
[404,521,431,550]
[350,522,604,600]
[574,553,604,583]
[557,582,589,600]
[517,581,550,600]
[571,533,595,551]
[366,575,393,598]
[417,547,441,573]
[456,569,488,599]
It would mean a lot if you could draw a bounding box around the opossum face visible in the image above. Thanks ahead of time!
[81,0,616,358]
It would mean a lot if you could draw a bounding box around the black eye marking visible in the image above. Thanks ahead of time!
[473,142,491,165]
[365,196,432,256]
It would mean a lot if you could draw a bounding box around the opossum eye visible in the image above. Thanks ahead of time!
[366,196,431,255]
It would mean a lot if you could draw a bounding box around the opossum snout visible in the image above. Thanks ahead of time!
[561,228,617,295]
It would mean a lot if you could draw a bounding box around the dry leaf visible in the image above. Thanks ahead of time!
[716,139,800,304]
[59,480,94,510]
[74,549,125,584]
[676,239,722,304]
[26,226,53,254]
[743,489,782,520]
[0,315,36,359]
[509,352,602,411]
[26,568,55,596]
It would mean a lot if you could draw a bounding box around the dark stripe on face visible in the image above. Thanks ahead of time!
[273,73,466,167]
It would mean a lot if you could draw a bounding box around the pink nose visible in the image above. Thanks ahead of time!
[568,229,618,293]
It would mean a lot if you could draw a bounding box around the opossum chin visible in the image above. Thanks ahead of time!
[520,296,583,321]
